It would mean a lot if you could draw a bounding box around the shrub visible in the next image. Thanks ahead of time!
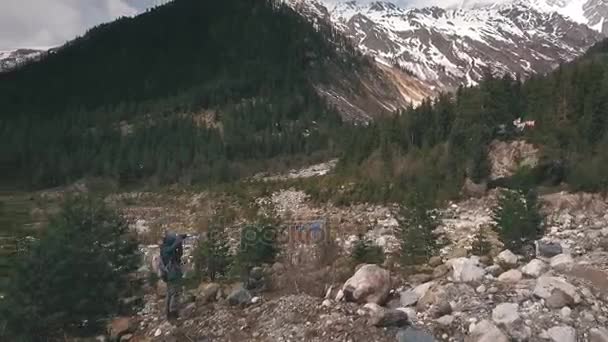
[492,189,544,253]
[351,233,385,265]
[0,197,140,341]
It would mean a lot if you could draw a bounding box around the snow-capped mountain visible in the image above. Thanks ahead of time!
[0,49,45,73]
[528,0,608,34]
[288,0,605,90]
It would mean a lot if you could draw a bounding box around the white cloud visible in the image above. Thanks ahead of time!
[0,0,157,50]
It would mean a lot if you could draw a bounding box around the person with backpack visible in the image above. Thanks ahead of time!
[160,231,186,320]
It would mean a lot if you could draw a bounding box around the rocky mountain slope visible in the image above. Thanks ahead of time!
[288,0,605,90]
[0,49,45,73]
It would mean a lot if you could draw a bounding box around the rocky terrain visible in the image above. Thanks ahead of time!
[92,160,608,341]
[0,48,45,72]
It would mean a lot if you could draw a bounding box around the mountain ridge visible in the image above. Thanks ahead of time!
[288,0,605,91]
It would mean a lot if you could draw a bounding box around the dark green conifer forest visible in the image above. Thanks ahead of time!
[0,0,360,188]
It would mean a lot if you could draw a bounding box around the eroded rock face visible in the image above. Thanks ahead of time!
[341,264,391,305]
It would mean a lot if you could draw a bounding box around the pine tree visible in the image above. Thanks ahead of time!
[0,197,140,340]
[194,223,232,281]
[398,193,439,266]
[471,227,492,256]
[492,189,544,253]
[351,233,385,265]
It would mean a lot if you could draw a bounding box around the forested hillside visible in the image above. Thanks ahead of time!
[328,39,608,203]
[0,0,366,188]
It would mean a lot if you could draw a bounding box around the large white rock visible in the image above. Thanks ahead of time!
[492,303,520,326]
[468,319,509,342]
[496,250,518,269]
[341,264,391,305]
[533,276,581,304]
[547,325,576,342]
[550,254,574,271]
[498,269,523,283]
[400,281,435,307]
[448,257,486,283]
[522,259,547,278]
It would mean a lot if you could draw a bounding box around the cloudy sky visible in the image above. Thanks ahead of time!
[0,0,168,50]
[0,0,502,50]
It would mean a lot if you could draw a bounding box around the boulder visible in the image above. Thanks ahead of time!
[533,276,581,304]
[197,283,220,304]
[495,250,518,269]
[271,262,285,273]
[546,289,576,309]
[429,256,443,267]
[227,284,252,306]
[467,320,509,342]
[547,325,576,342]
[397,327,436,342]
[498,269,522,283]
[550,254,574,271]
[522,259,547,278]
[341,264,391,305]
[409,273,433,284]
[250,266,264,280]
[492,303,519,326]
[448,257,486,283]
[536,241,563,258]
[429,300,452,318]
[590,328,608,342]
[369,308,409,327]
[107,317,133,340]
[485,264,503,277]
[436,315,455,326]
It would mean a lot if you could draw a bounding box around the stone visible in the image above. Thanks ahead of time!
[546,289,576,309]
[120,334,133,341]
[448,257,486,283]
[322,299,332,307]
[398,307,418,323]
[179,303,196,318]
[430,300,452,318]
[533,276,581,304]
[536,241,563,258]
[467,319,509,342]
[197,283,220,304]
[522,259,547,278]
[271,262,285,273]
[108,317,133,339]
[156,281,167,297]
[498,269,523,283]
[227,284,252,306]
[550,254,574,271]
[590,328,608,342]
[560,306,572,319]
[409,273,434,284]
[492,303,520,326]
[496,250,518,269]
[436,315,455,326]
[370,308,409,327]
[251,296,261,304]
[400,290,420,307]
[547,325,576,342]
[341,264,391,305]
[432,264,450,279]
[476,285,487,294]
[486,265,503,277]
[397,327,436,342]
[429,256,443,267]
